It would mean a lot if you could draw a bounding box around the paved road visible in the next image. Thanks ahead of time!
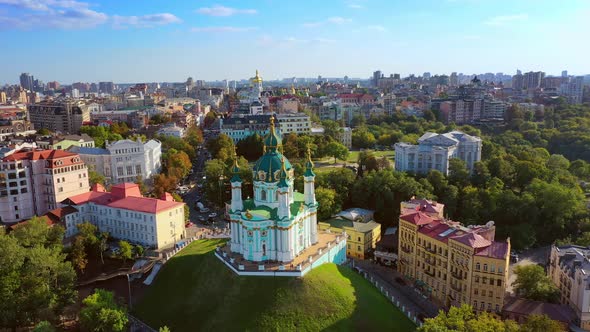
[353,259,441,319]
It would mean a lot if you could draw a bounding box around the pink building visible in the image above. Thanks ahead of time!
[0,149,89,224]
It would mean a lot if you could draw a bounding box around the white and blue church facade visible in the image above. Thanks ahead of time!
[228,117,321,263]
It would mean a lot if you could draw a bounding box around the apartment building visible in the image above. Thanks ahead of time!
[28,100,90,134]
[220,113,310,142]
[276,113,311,136]
[0,149,89,224]
[397,199,510,312]
[69,138,161,184]
[60,183,185,249]
[548,244,590,330]
[394,131,482,175]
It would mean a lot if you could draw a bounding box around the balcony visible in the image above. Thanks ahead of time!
[424,269,435,277]
[401,246,412,254]
[450,283,462,292]
[451,271,464,280]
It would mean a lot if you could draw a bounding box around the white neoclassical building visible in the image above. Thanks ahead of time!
[394,131,482,175]
[70,138,162,184]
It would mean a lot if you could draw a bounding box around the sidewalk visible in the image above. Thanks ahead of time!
[353,259,441,319]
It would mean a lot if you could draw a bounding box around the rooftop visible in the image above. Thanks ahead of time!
[63,182,184,214]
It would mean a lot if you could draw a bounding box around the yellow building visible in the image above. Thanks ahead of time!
[319,218,381,259]
[397,199,510,313]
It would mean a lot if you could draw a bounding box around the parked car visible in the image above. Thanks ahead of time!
[208,212,217,218]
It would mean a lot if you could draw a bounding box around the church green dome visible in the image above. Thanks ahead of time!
[253,150,292,183]
[253,116,294,183]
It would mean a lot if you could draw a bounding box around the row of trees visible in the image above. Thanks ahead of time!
[419,304,564,332]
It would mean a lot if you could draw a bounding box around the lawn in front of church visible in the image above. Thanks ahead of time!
[133,239,416,331]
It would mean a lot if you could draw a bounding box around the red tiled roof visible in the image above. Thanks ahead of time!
[48,206,78,219]
[64,182,183,214]
[418,220,454,243]
[106,196,183,214]
[452,232,491,249]
[337,93,363,99]
[400,211,436,226]
[475,241,509,259]
[408,199,444,214]
[4,149,76,162]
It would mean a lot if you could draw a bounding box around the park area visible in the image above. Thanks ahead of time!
[133,239,415,331]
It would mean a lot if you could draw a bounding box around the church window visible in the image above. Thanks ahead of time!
[261,190,267,201]
[261,230,268,237]
[247,231,253,237]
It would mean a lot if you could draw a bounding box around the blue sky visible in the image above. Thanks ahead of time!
[0,0,589,84]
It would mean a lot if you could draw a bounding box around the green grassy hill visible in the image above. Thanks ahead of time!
[134,239,416,331]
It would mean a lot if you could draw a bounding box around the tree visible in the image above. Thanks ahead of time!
[236,133,264,161]
[118,240,133,263]
[77,221,98,249]
[315,187,339,220]
[153,173,178,198]
[159,327,171,332]
[350,114,366,127]
[166,149,192,180]
[322,120,343,141]
[448,158,470,187]
[185,125,204,147]
[134,245,145,258]
[135,175,148,195]
[520,315,565,332]
[71,236,88,273]
[206,134,234,161]
[352,128,376,149]
[203,111,217,127]
[325,141,349,164]
[32,321,55,332]
[37,128,51,135]
[512,265,559,303]
[98,232,109,264]
[89,170,105,186]
[80,289,128,332]
[0,223,77,329]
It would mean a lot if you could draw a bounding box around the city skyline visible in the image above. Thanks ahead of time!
[1,0,589,84]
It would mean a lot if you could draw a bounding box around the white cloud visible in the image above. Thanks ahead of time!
[0,0,181,29]
[0,0,89,11]
[484,14,528,26]
[113,13,182,29]
[196,5,257,17]
[303,16,352,28]
[327,16,352,24]
[191,26,257,32]
[367,25,386,32]
[347,3,364,9]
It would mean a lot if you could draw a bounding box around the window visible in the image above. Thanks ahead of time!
[58,187,63,192]
[261,190,267,201]
[473,300,478,308]
[495,304,500,312]
[483,264,488,272]
[357,237,361,242]
[476,263,480,271]
[136,165,142,175]
[357,245,361,251]
[475,276,479,283]
[480,302,485,310]
[488,290,493,297]
[474,288,478,295]
[487,303,492,311]
[126,165,133,175]
[491,264,495,273]
[497,279,502,287]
